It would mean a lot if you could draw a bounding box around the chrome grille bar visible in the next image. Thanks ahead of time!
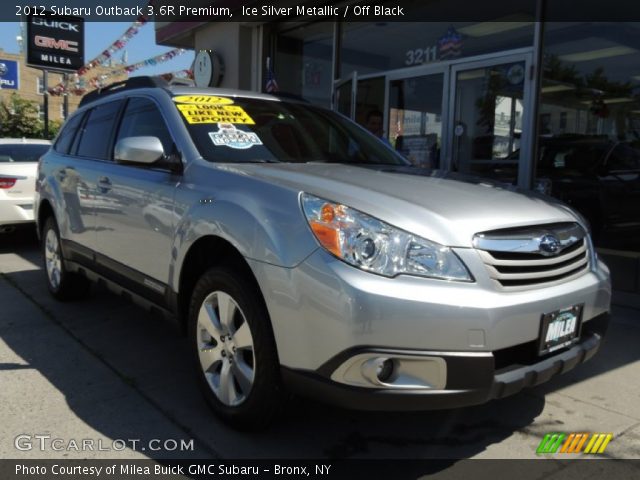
[473,223,591,290]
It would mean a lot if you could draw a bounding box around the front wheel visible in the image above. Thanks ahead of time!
[42,216,90,301]
[188,266,283,430]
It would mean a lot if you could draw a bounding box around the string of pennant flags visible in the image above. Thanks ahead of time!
[76,17,149,76]
[113,48,186,75]
[47,15,148,95]
[47,1,192,96]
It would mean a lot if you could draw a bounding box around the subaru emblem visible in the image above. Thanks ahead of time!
[539,234,561,256]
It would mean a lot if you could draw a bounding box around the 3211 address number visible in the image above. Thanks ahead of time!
[405,46,438,66]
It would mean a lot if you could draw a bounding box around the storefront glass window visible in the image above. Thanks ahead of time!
[340,15,534,80]
[274,23,334,107]
[536,22,640,252]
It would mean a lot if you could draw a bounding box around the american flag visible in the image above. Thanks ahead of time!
[438,26,463,60]
[265,57,279,93]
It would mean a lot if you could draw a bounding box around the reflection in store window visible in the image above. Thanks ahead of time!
[536,22,640,252]
[389,74,444,169]
[275,23,333,107]
[340,15,534,79]
[453,62,526,182]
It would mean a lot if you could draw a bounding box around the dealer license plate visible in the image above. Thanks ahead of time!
[538,305,583,355]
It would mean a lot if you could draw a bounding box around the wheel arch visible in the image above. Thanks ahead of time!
[36,199,55,239]
[177,235,273,334]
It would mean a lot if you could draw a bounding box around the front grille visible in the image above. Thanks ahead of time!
[474,223,591,290]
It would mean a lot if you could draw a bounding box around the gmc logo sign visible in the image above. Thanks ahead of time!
[34,35,79,52]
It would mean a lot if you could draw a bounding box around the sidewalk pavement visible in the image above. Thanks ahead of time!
[1,231,639,463]
[0,273,212,459]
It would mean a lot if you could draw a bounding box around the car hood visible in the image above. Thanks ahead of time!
[217,163,582,247]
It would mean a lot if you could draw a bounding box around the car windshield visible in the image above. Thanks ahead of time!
[174,95,409,166]
[0,144,50,163]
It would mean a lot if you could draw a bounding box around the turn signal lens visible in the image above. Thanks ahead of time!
[309,221,341,257]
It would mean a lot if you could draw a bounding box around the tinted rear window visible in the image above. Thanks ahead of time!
[0,144,50,163]
[54,113,84,155]
[607,143,640,171]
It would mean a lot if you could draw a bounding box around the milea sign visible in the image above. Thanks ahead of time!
[26,14,85,72]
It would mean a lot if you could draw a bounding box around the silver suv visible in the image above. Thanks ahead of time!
[35,77,611,429]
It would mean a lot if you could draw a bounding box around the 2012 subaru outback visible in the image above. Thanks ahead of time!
[35,77,611,429]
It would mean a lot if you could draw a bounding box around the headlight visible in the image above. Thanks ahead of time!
[301,193,472,281]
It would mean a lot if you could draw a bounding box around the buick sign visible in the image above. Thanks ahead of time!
[26,13,84,72]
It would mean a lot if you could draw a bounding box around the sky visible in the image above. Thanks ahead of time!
[0,21,194,77]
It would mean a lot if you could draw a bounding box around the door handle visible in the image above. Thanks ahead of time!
[58,166,74,182]
[97,176,112,193]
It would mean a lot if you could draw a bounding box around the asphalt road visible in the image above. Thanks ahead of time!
[1,227,639,468]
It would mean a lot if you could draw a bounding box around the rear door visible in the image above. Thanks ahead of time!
[55,100,124,257]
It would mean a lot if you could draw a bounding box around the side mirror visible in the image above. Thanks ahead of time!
[114,136,164,165]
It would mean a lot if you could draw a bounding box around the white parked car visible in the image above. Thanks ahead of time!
[0,138,51,233]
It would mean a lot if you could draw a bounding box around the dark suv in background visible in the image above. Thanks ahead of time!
[535,135,640,249]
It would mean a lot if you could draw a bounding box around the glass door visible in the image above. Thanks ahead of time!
[334,73,355,118]
[449,54,533,186]
[334,73,386,135]
[387,67,448,168]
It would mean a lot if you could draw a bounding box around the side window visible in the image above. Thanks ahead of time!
[607,143,640,172]
[54,113,84,155]
[76,101,123,160]
[116,97,174,154]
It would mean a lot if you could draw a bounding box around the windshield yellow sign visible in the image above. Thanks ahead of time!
[176,103,255,125]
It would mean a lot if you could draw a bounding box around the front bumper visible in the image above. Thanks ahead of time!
[249,248,611,372]
[282,312,609,410]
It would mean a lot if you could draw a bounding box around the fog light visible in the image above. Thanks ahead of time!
[376,358,394,382]
[362,357,395,385]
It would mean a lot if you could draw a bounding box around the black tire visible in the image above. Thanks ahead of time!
[41,216,90,301]
[188,266,283,430]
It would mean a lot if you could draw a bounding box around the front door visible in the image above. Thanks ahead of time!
[449,54,533,186]
[92,96,179,285]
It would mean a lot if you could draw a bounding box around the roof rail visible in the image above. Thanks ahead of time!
[78,76,170,108]
[268,91,310,103]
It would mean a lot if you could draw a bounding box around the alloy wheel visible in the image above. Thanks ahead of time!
[196,290,256,406]
[45,228,62,289]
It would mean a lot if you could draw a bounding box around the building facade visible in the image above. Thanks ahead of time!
[156,4,640,291]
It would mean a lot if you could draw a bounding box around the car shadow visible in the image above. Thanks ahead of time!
[0,229,637,466]
[0,225,38,254]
